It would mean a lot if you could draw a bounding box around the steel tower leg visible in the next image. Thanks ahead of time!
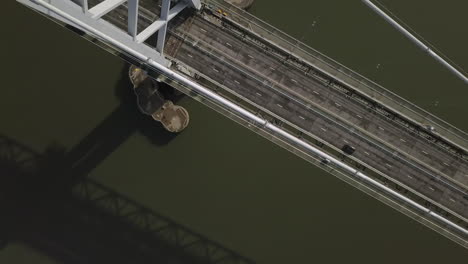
[78,0,88,12]
[156,0,171,54]
[128,0,139,39]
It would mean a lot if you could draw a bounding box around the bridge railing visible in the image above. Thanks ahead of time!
[202,0,468,152]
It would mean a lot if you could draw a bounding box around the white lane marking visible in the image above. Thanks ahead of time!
[378,126,385,131]
[226,42,232,47]
[407,175,413,179]
[335,102,341,107]
[421,150,429,155]
[200,28,207,33]
[234,80,240,84]
[343,139,349,144]
[247,54,254,59]
[428,186,435,191]
[320,127,327,132]
[187,54,193,58]
[313,91,320,95]
[256,92,262,97]
[299,116,305,120]
[276,104,283,108]
[291,79,298,83]
[400,138,406,142]
[213,67,219,73]
[356,115,362,119]
[449,198,456,203]
[364,151,370,156]
[270,67,276,71]
[385,163,393,168]
[443,162,450,167]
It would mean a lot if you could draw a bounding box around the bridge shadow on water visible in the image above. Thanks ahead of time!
[0,65,253,264]
[68,64,180,176]
[0,141,221,264]
[0,135,252,264]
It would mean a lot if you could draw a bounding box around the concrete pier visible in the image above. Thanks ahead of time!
[130,65,190,133]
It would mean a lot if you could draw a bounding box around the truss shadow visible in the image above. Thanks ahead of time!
[0,133,254,264]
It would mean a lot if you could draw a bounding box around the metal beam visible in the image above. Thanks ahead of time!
[185,0,201,10]
[135,1,187,44]
[168,1,188,20]
[127,0,139,39]
[88,0,126,19]
[160,0,171,20]
[156,0,171,54]
[77,0,88,12]
[135,20,166,43]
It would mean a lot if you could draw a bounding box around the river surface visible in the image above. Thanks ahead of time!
[1,0,468,263]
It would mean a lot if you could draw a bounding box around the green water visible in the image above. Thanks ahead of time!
[1,0,467,263]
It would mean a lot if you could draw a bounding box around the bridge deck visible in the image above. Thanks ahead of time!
[82,0,468,236]
[206,0,468,153]
[172,10,468,215]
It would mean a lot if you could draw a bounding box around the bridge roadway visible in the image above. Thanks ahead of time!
[91,0,468,225]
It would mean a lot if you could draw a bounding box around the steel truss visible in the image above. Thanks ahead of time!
[20,0,200,64]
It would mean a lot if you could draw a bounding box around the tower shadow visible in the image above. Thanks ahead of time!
[66,64,181,177]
